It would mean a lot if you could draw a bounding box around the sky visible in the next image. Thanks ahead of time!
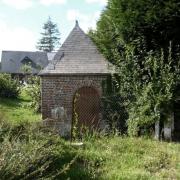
[0,0,107,57]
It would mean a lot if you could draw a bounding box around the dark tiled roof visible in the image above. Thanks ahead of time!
[1,51,48,74]
[40,21,114,75]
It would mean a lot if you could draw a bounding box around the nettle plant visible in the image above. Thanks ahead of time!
[114,46,180,136]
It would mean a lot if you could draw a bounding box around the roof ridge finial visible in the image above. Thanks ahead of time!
[75,20,79,27]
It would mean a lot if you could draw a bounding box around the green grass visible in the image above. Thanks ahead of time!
[81,136,180,180]
[2,126,179,180]
[0,90,41,124]
[0,93,179,179]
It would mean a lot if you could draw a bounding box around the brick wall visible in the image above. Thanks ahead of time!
[41,75,107,136]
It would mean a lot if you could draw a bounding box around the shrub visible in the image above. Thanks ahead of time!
[24,76,41,113]
[111,45,180,137]
[0,74,20,98]
[102,94,128,134]
[126,49,179,136]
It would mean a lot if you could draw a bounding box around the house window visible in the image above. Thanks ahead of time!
[21,56,38,69]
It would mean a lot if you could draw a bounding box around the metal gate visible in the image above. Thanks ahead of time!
[73,87,100,132]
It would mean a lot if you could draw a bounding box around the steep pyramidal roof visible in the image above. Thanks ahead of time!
[40,21,113,75]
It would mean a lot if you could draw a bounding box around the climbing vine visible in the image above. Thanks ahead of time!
[71,93,80,141]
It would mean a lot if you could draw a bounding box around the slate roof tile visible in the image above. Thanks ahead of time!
[40,21,114,75]
[1,51,48,74]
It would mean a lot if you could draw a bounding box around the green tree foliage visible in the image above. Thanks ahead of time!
[21,63,32,74]
[120,48,179,136]
[37,17,60,52]
[108,45,180,136]
[89,0,180,61]
[25,76,41,113]
[20,64,41,113]
[0,74,20,98]
[89,0,180,136]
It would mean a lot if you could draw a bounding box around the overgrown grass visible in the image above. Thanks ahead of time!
[0,115,179,179]
[0,118,94,179]
[81,136,180,180]
[0,91,179,179]
[0,89,41,124]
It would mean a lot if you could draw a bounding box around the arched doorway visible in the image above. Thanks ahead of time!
[73,87,101,133]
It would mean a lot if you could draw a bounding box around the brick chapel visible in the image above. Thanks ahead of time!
[39,21,113,137]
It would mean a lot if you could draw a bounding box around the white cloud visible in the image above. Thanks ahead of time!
[1,0,33,10]
[1,0,67,9]
[0,19,37,58]
[67,9,101,32]
[40,0,67,6]
[85,0,107,6]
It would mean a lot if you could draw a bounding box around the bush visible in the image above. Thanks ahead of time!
[0,74,20,98]
[110,46,180,137]
[24,76,41,113]
[126,50,179,136]
[102,94,128,134]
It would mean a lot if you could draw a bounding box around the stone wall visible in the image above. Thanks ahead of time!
[41,75,107,136]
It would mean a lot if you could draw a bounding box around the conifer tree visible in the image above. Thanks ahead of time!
[37,17,60,52]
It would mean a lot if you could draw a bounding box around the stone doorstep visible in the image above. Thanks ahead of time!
[43,118,64,123]
[71,142,84,147]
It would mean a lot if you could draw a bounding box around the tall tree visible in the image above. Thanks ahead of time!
[37,17,60,52]
[89,0,180,62]
[89,0,180,136]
